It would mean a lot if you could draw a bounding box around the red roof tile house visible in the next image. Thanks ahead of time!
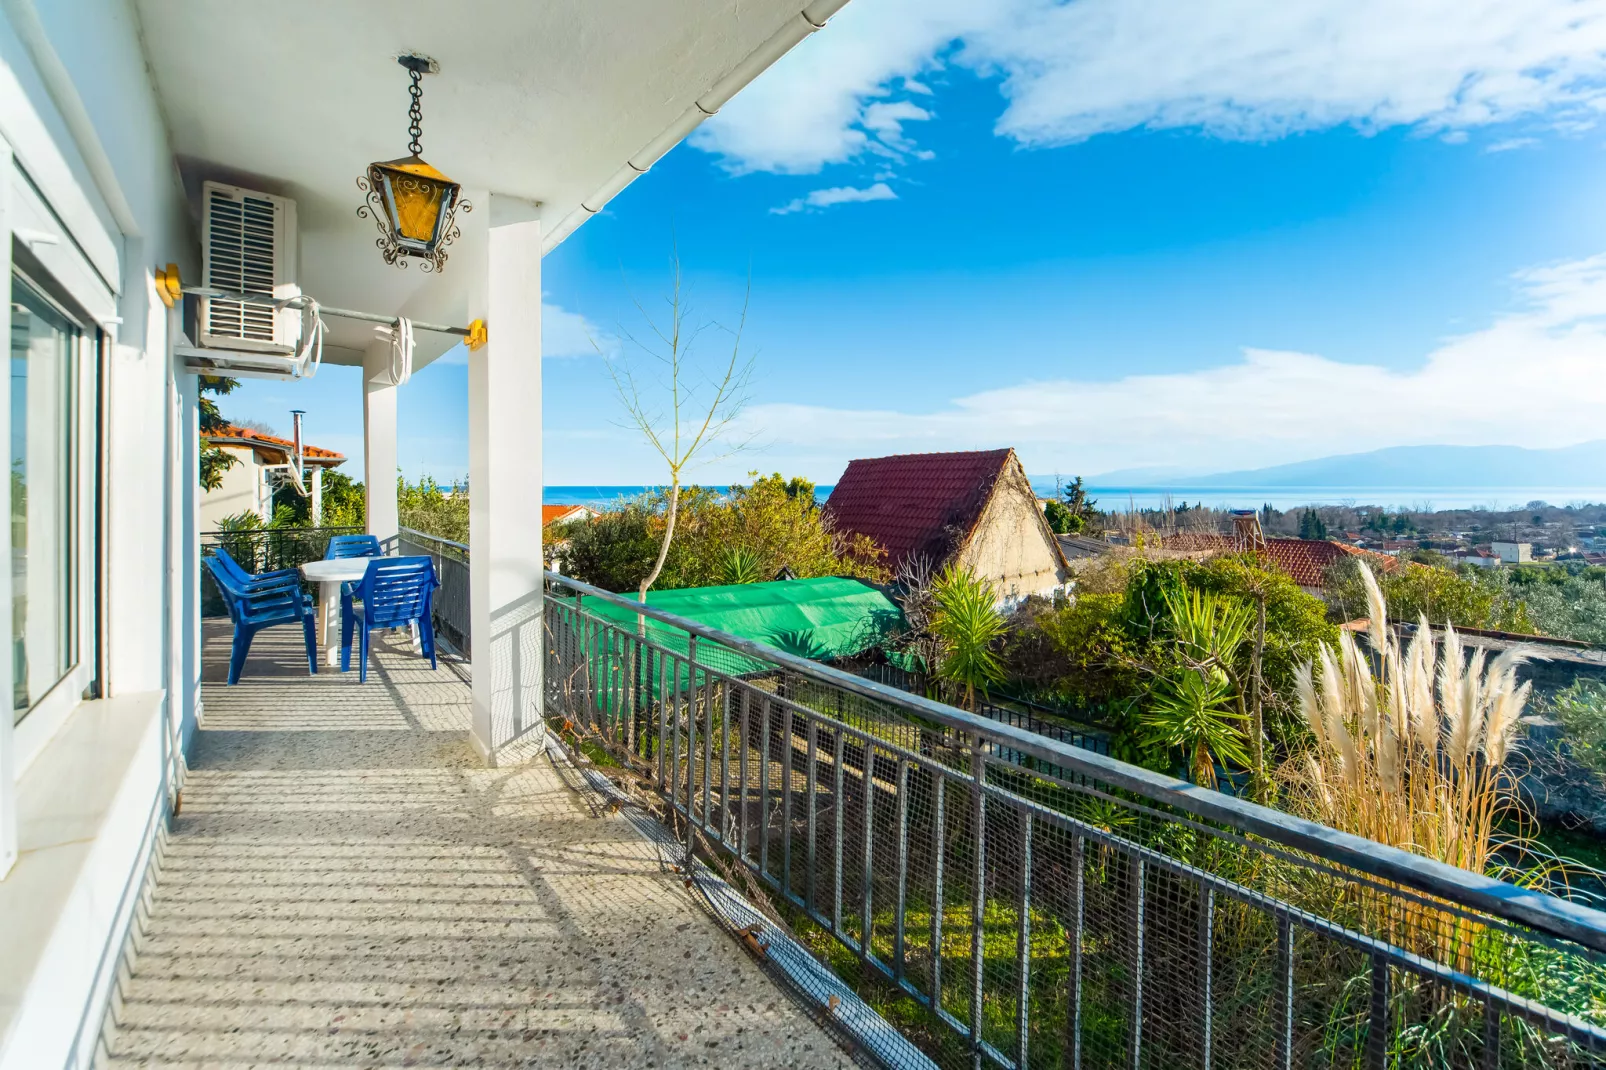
[824,448,1070,604]
[543,504,596,527]
[200,424,346,529]
[1161,532,1399,592]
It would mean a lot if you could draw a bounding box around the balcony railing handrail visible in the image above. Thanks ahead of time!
[545,569,1606,955]
[398,525,469,553]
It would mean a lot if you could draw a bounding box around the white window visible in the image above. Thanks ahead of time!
[10,272,81,721]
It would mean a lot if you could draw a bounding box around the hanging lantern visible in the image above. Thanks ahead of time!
[357,54,471,273]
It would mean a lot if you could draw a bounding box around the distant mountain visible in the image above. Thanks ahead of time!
[1081,464,1207,484]
[1116,442,1606,490]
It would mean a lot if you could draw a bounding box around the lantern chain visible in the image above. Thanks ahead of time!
[407,67,424,156]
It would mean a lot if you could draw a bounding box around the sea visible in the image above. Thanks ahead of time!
[544,484,1606,513]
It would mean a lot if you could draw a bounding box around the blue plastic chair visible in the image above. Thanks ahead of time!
[210,545,301,590]
[340,556,439,682]
[325,534,382,559]
[204,552,317,684]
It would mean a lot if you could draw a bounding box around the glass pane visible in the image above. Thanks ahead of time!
[11,276,76,722]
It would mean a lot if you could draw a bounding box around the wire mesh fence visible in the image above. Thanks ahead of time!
[544,573,1606,1070]
[399,527,470,654]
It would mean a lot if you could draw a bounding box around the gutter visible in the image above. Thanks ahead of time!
[541,0,852,253]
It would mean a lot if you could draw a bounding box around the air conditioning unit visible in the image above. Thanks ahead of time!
[198,181,299,354]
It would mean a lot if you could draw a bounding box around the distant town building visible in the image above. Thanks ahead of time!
[1457,548,1500,569]
[824,448,1070,606]
[1492,541,1532,564]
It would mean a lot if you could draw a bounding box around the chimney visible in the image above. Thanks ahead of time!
[1230,509,1266,551]
[290,409,305,482]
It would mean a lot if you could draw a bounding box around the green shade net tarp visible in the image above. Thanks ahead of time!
[555,577,906,688]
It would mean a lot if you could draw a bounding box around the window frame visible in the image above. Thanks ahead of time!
[9,262,99,772]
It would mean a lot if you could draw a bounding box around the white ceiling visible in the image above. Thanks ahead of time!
[133,0,826,366]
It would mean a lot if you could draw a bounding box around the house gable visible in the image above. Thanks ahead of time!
[954,454,1068,600]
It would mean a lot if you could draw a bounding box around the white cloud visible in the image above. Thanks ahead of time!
[430,300,611,364]
[696,0,1606,173]
[689,0,976,174]
[770,182,898,215]
[734,252,1606,475]
[542,301,613,358]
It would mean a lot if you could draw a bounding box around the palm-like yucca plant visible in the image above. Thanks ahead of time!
[1282,562,1534,959]
[719,546,765,585]
[930,564,1006,710]
[1145,585,1255,788]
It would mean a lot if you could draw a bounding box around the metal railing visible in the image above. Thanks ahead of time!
[399,527,470,655]
[859,663,1114,759]
[200,525,362,616]
[544,571,1606,1070]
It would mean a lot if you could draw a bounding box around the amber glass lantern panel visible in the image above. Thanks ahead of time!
[368,155,461,253]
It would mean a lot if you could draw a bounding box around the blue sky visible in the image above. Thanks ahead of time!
[226,0,1606,487]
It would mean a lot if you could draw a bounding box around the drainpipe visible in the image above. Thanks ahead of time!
[542,0,852,252]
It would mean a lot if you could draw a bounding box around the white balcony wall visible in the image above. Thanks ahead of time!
[0,1,193,1068]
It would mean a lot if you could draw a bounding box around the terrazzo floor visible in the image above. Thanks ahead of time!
[99,622,853,1068]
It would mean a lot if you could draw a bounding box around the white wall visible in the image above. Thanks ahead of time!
[0,0,195,1066]
[958,465,1069,604]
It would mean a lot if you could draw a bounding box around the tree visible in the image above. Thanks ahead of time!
[1298,507,1327,540]
[1060,476,1098,534]
[558,475,886,594]
[1142,585,1255,788]
[398,475,469,543]
[1324,557,1534,634]
[605,250,754,603]
[929,564,1006,710]
[319,470,366,529]
[198,374,241,491]
[1044,498,1075,535]
[559,502,661,593]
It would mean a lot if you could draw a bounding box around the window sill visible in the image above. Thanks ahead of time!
[0,691,165,1069]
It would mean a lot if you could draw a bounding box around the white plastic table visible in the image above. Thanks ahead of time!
[299,558,373,666]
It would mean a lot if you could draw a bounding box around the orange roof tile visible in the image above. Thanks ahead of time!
[543,504,590,526]
[204,424,344,464]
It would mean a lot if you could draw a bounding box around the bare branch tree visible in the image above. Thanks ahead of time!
[601,248,756,602]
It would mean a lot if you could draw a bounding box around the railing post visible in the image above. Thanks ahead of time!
[684,637,698,861]
[832,727,844,934]
[1128,853,1145,1070]
[1276,914,1293,1070]
[1015,811,1033,1070]
[894,758,909,983]
[806,715,819,916]
[1067,831,1083,1070]
[1367,951,1389,1070]
[969,737,987,1068]
[860,736,875,963]
[931,774,946,1014]
[1199,885,1214,1070]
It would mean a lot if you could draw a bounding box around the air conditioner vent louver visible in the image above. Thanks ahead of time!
[199,181,298,355]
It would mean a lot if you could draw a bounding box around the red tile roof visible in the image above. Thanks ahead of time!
[1161,533,1398,588]
[205,424,344,464]
[823,449,1017,572]
[543,504,590,526]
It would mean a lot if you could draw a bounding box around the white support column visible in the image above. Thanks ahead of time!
[310,466,324,527]
[363,341,399,544]
[467,196,544,765]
